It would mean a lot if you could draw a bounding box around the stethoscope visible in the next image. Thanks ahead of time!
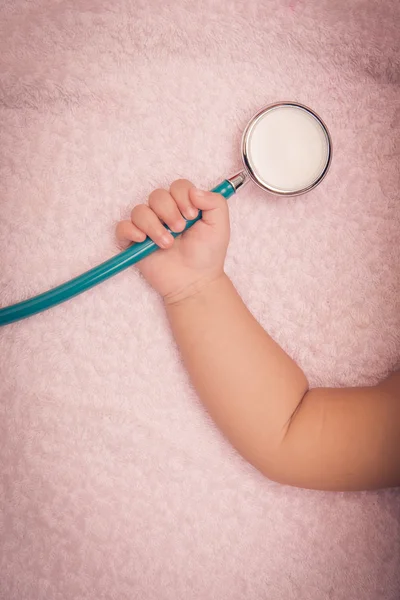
[0,101,332,327]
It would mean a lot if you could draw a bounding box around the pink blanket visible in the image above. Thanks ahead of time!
[1,1,399,598]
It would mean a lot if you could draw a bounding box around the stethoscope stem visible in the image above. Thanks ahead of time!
[227,170,249,191]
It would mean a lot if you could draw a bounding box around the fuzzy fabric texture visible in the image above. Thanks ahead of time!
[1,1,399,599]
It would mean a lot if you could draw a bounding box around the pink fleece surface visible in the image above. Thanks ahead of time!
[1,1,399,599]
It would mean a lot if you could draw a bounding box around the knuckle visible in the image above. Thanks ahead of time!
[115,222,124,237]
[131,205,155,228]
[131,203,147,218]
[212,192,227,207]
[170,178,193,194]
[148,188,167,207]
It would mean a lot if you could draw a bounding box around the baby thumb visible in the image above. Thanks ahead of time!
[189,188,229,229]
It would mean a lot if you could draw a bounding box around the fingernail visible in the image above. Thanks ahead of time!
[161,235,172,247]
[194,187,205,197]
[187,207,198,219]
[173,219,186,231]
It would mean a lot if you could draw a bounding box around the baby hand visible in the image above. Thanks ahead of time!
[116,179,230,303]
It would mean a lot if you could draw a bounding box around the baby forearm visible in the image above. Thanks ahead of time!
[124,180,400,491]
[165,273,308,472]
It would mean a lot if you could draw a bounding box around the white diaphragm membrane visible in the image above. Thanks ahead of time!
[244,104,331,194]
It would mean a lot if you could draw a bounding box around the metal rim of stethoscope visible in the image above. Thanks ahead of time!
[236,101,333,197]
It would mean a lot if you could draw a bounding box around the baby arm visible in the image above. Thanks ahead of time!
[165,275,400,491]
[117,179,400,491]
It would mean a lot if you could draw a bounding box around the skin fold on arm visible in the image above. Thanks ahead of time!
[165,273,400,492]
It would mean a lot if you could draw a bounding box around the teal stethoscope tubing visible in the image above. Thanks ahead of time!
[0,180,235,326]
